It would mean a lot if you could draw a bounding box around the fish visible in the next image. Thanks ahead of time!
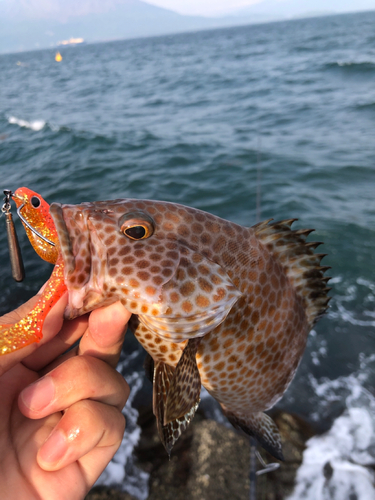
[0,188,331,460]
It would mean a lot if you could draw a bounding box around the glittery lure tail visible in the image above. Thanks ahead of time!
[0,257,67,355]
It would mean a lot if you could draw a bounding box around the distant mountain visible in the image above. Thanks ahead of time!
[0,0,373,54]
[0,0,276,54]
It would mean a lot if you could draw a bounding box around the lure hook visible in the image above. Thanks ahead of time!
[16,203,56,247]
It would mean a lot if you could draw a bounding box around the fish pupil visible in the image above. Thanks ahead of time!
[125,226,146,239]
[31,196,41,208]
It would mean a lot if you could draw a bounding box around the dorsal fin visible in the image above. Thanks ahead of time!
[254,219,331,326]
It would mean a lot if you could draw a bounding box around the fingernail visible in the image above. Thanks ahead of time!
[20,376,55,411]
[39,429,67,464]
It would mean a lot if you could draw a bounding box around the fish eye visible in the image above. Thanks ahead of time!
[31,196,41,208]
[119,211,154,241]
[124,226,147,240]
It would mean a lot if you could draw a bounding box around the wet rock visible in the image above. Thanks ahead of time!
[134,406,316,500]
[85,486,138,500]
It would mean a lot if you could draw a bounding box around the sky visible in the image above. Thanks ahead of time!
[144,0,263,16]
[142,0,375,16]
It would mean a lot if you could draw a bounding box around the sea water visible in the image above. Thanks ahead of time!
[0,10,374,499]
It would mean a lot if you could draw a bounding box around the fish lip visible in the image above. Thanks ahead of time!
[50,203,76,275]
[50,202,113,318]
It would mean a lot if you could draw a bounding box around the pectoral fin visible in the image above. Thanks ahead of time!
[153,360,175,429]
[164,338,201,424]
[153,348,201,455]
[222,406,284,461]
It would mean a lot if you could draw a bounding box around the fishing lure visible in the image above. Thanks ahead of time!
[0,188,66,354]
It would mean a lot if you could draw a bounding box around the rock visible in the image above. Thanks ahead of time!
[134,406,316,500]
[136,410,251,500]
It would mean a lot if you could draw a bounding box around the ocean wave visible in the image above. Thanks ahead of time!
[327,276,375,328]
[95,353,149,500]
[337,61,375,68]
[355,101,375,111]
[7,116,46,132]
[324,60,375,74]
[6,115,67,134]
[330,303,375,328]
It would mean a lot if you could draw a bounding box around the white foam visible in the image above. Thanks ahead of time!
[332,302,375,327]
[287,407,375,500]
[328,275,375,327]
[288,363,375,500]
[8,115,45,131]
[337,60,375,67]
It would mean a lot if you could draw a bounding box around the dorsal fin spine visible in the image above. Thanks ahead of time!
[254,219,331,326]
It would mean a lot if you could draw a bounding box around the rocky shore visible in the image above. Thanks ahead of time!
[86,407,316,500]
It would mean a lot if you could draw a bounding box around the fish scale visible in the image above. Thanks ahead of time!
[0,189,330,460]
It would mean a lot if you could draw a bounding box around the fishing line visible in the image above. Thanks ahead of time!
[248,436,280,500]
[255,450,280,476]
[256,135,262,223]
[249,438,257,500]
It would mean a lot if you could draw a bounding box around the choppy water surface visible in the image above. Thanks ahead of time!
[0,11,374,499]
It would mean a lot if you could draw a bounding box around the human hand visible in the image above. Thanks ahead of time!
[0,289,131,500]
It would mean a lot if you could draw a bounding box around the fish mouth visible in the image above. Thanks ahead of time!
[50,202,110,318]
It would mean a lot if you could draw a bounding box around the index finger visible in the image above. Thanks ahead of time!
[77,301,131,368]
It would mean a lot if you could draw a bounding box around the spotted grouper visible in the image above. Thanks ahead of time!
[0,190,331,459]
